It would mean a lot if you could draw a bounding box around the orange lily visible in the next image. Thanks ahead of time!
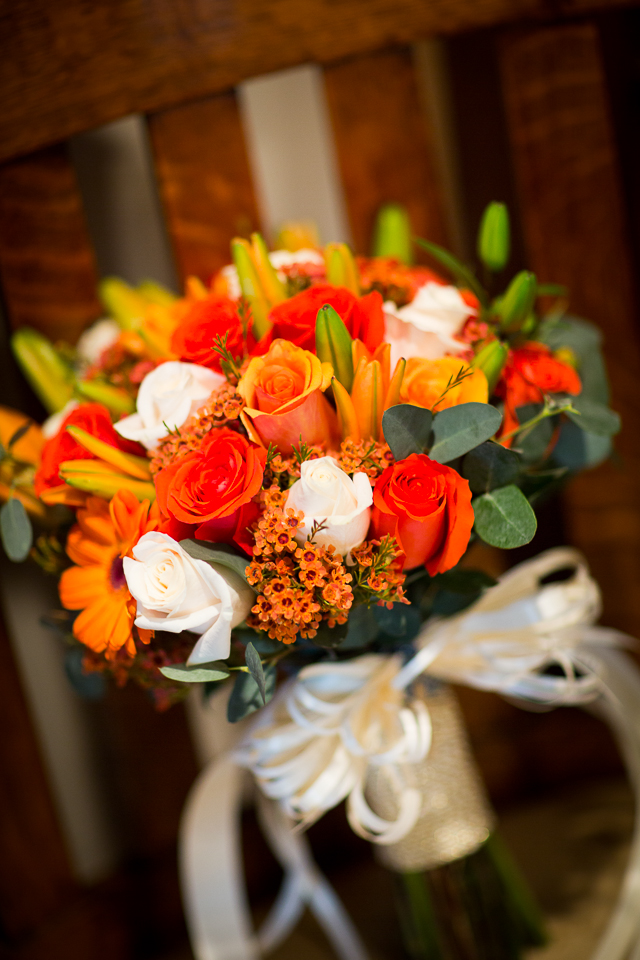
[333,340,406,442]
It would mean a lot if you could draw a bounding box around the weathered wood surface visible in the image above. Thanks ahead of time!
[0,144,101,343]
[2,0,638,164]
[148,92,260,284]
[500,21,640,637]
[325,47,448,256]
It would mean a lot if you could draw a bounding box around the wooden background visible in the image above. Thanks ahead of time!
[1,1,640,957]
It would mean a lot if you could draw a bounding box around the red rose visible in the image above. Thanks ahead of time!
[496,342,581,440]
[154,428,265,539]
[35,403,144,496]
[269,284,384,353]
[371,454,474,574]
[171,296,245,371]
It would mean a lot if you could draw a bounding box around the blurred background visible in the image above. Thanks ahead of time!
[1,2,640,958]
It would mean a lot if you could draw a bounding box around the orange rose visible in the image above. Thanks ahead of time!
[154,427,265,539]
[400,357,488,412]
[371,453,473,573]
[238,339,338,454]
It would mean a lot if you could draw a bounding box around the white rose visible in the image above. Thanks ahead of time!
[114,360,224,450]
[220,248,324,299]
[383,282,475,369]
[76,318,121,366]
[123,532,254,664]
[285,457,372,558]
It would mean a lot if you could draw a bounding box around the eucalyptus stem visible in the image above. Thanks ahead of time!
[500,396,578,444]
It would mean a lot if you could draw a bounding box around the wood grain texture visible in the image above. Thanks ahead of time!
[324,47,449,256]
[148,92,260,284]
[499,22,640,636]
[0,144,101,343]
[2,0,638,164]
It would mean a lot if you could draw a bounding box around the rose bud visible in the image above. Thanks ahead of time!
[286,457,373,558]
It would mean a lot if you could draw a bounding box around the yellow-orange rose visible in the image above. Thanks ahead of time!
[400,357,488,411]
[238,339,338,453]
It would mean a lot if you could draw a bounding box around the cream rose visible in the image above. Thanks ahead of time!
[76,318,121,366]
[114,360,224,450]
[383,282,475,369]
[123,532,254,664]
[285,457,372,558]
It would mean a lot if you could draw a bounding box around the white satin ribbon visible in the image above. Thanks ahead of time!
[181,548,640,960]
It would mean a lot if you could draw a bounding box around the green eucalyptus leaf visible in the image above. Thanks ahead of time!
[341,604,380,650]
[373,603,422,641]
[180,540,250,582]
[1,498,32,562]
[313,619,350,648]
[514,403,555,464]
[552,420,612,470]
[473,485,537,549]
[382,404,433,461]
[566,396,620,437]
[537,315,609,404]
[413,237,487,305]
[429,403,503,464]
[159,660,231,683]
[462,441,520,493]
[245,642,267,705]
[433,568,498,594]
[227,666,276,722]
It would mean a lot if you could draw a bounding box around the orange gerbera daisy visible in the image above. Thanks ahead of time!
[59,489,160,658]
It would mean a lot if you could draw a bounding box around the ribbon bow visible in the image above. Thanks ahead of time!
[181,548,640,960]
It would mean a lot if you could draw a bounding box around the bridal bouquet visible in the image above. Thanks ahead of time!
[3,204,628,960]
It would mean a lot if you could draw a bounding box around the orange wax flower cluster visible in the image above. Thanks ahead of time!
[246,487,354,644]
[349,536,408,609]
[336,438,394,481]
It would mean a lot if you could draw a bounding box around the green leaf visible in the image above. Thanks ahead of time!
[159,660,231,683]
[313,619,350,648]
[462,441,520,493]
[8,419,33,450]
[180,540,250,582]
[566,395,620,437]
[245,642,267,705]
[433,568,498,594]
[227,666,276,722]
[413,237,487,305]
[341,604,380,650]
[382,404,433,461]
[514,403,554,463]
[429,403,503,464]
[552,420,612,471]
[537,315,609,404]
[373,603,422,642]
[473,485,537,549]
[1,498,32,562]
[0,442,6,460]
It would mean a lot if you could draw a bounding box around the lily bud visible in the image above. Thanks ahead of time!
[66,425,151,479]
[324,243,360,295]
[99,277,147,330]
[59,461,156,502]
[331,376,360,442]
[250,233,287,305]
[498,271,537,332]
[316,304,354,391]
[274,220,320,251]
[136,280,177,306]
[372,203,413,265]
[11,328,74,414]
[351,357,384,441]
[472,340,508,393]
[231,238,271,340]
[477,202,510,272]
[76,380,135,415]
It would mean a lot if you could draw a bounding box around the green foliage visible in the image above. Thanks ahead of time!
[537,314,609,404]
[473,340,508,393]
[227,666,276,722]
[341,604,380,649]
[312,619,350,648]
[552,420,612,471]
[382,404,433,461]
[429,403,503,464]
[473,485,537,549]
[477,202,510,272]
[513,403,555,463]
[462,442,520,494]
[0,498,32,562]
[180,540,250,582]
[413,237,487,306]
[374,602,422,642]
[159,661,231,683]
[315,304,354,391]
[566,395,620,437]
[245,642,267,705]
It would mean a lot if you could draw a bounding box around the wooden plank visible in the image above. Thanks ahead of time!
[0,144,101,344]
[148,92,260,284]
[0,610,73,941]
[2,0,638,165]
[324,47,448,255]
[499,22,640,636]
